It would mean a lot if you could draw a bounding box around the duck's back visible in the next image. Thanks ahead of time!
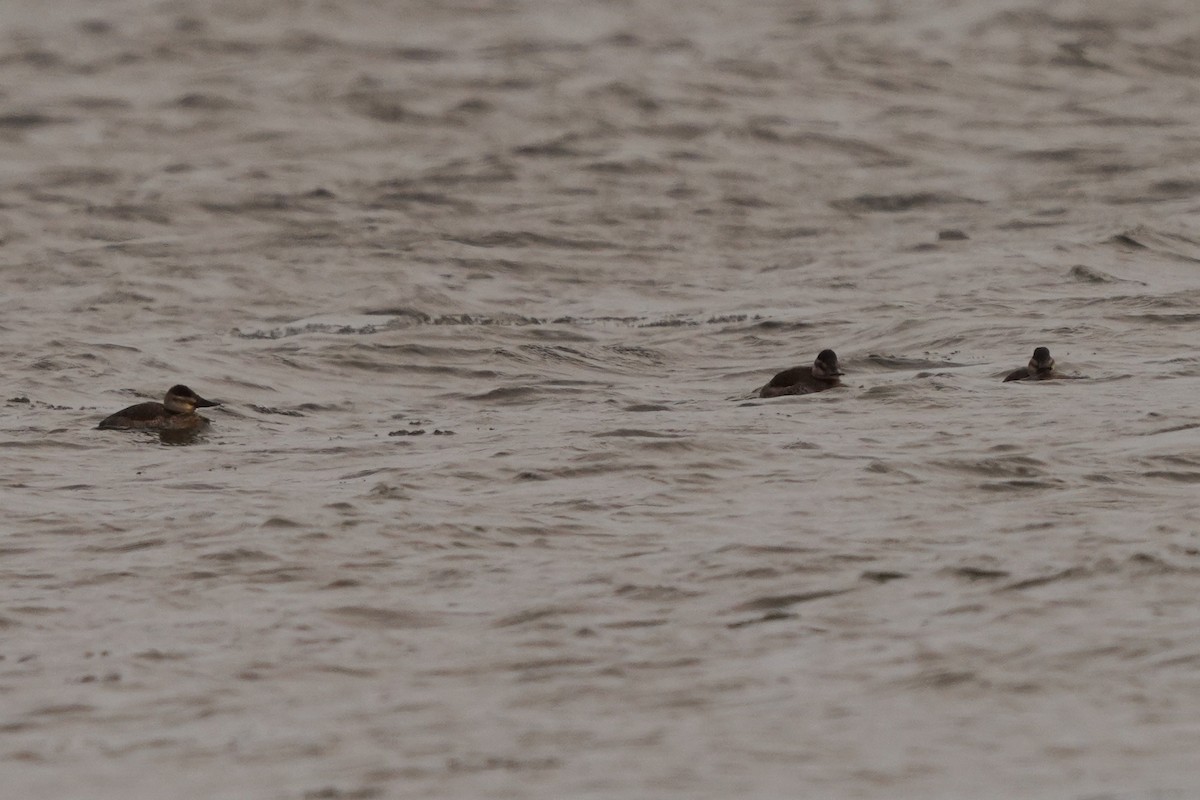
[1004,367,1058,382]
[764,366,808,389]
[1003,367,1031,382]
[98,401,169,429]
[760,368,831,398]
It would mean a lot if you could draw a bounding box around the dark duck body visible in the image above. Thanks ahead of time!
[1003,347,1057,382]
[760,349,844,398]
[98,384,219,431]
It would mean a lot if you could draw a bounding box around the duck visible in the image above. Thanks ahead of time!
[760,349,844,398]
[1003,347,1057,382]
[98,384,220,430]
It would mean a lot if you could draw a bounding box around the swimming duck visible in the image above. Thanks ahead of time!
[97,384,220,430]
[760,349,844,397]
[1003,347,1057,382]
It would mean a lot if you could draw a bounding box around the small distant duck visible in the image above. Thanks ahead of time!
[760,349,844,398]
[1003,347,1057,382]
[98,384,220,431]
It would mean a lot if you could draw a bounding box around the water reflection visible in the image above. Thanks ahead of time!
[158,428,208,446]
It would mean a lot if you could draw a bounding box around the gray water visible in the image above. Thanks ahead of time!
[5,1,1200,797]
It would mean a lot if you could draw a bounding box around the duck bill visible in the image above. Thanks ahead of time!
[194,396,220,408]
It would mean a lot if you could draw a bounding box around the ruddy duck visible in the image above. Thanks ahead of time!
[97,384,219,430]
[760,349,844,398]
[1003,347,1056,382]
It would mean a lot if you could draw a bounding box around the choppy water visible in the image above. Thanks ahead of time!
[5,0,1200,797]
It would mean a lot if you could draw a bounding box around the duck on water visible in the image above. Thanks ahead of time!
[98,385,220,431]
[1003,347,1058,382]
[759,349,844,398]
